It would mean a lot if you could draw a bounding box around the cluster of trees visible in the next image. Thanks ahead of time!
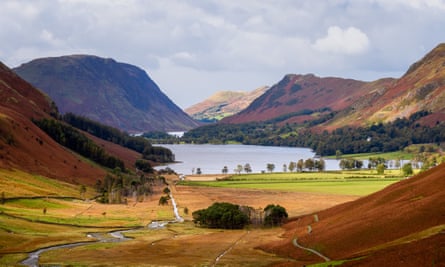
[219,159,325,175]
[192,202,288,229]
[287,158,326,172]
[263,204,288,226]
[192,202,250,229]
[174,110,445,157]
[34,118,125,170]
[95,168,164,204]
[63,113,174,163]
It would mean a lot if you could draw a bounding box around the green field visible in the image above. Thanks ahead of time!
[180,170,406,196]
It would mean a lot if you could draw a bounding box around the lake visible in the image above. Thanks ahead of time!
[155,144,341,175]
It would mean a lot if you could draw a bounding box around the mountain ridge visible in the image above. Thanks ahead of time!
[222,43,445,129]
[14,55,200,133]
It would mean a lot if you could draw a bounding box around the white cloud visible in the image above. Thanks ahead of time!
[313,26,370,55]
[373,0,445,10]
[1,0,445,108]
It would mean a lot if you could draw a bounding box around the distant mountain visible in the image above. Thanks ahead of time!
[223,43,445,129]
[185,86,269,122]
[0,61,106,184]
[222,73,395,125]
[260,163,445,266]
[14,55,200,133]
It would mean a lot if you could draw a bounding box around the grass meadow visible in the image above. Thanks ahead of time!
[181,169,406,196]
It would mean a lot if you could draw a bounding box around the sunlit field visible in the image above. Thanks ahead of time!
[181,169,406,196]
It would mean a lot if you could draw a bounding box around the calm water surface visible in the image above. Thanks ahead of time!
[156,144,340,175]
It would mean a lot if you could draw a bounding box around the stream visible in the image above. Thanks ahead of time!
[21,184,184,267]
[21,229,133,267]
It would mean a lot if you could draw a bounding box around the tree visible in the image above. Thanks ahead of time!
[135,159,153,173]
[266,163,275,173]
[282,164,287,172]
[315,159,325,172]
[288,161,296,172]
[196,168,202,175]
[158,195,169,205]
[244,163,252,173]
[264,204,288,226]
[235,164,243,174]
[335,150,343,159]
[402,163,413,176]
[222,166,228,174]
[376,163,385,175]
[304,158,315,171]
[296,159,304,172]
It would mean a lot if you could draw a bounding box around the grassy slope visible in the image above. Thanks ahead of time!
[0,169,90,198]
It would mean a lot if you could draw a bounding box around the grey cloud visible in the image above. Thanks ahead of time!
[1,0,445,107]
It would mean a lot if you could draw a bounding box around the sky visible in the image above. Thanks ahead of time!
[1,0,445,108]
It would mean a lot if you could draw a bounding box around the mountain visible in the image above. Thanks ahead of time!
[223,43,445,129]
[14,55,200,133]
[356,43,445,126]
[260,163,445,266]
[185,86,269,122]
[221,73,395,125]
[0,61,106,184]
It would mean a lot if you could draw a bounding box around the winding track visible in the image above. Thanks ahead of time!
[292,238,331,262]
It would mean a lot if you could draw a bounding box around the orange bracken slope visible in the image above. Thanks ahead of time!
[0,61,106,185]
[261,163,445,266]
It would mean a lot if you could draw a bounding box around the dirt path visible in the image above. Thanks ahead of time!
[212,231,250,266]
[292,238,331,262]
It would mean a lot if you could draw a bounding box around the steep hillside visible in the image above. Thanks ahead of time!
[185,86,269,122]
[0,61,105,185]
[222,74,394,124]
[260,163,445,266]
[14,55,200,133]
[223,44,445,129]
[368,43,445,124]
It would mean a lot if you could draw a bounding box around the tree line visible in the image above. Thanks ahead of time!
[161,110,445,156]
[62,113,174,163]
[34,118,125,170]
[95,167,166,204]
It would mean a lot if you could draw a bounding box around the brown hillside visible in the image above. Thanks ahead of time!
[363,43,445,124]
[222,44,445,130]
[260,163,445,266]
[222,74,389,124]
[0,61,106,185]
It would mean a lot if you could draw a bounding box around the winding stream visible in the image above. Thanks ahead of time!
[21,229,133,267]
[22,184,183,267]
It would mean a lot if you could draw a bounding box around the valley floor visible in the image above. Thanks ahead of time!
[0,173,359,266]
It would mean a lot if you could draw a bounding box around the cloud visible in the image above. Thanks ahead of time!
[1,0,445,108]
[313,26,370,55]
[372,0,445,10]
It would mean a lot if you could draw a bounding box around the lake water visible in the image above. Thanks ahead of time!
[156,144,341,175]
